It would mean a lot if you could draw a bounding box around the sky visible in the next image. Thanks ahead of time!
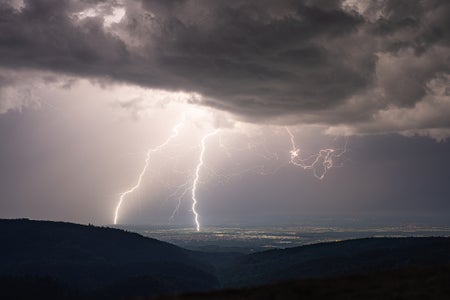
[0,0,449,227]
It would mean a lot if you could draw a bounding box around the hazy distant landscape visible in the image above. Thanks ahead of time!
[122,216,450,253]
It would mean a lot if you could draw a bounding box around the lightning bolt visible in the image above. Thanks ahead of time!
[112,110,348,227]
[286,127,347,180]
[191,129,220,231]
[168,182,191,221]
[113,114,186,225]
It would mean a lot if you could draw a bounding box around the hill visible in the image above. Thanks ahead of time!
[220,237,450,287]
[0,219,219,297]
[1,219,450,299]
[154,265,450,300]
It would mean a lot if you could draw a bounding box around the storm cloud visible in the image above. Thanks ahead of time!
[0,0,449,137]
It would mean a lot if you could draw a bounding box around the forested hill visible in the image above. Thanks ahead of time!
[220,236,450,287]
[0,219,219,297]
[1,219,450,299]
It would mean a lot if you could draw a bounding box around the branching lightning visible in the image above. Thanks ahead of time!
[113,114,186,225]
[168,182,191,221]
[112,109,348,230]
[285,127,347,180]
[191,129,220,231]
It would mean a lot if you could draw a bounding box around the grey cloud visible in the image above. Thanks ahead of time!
[0,0,128,73]
[0,0,449,137]
[0,68,79,113]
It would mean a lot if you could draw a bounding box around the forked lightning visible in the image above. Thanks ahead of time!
[113,114,186,224]
[113,113,347,230]
[286,127,347,180]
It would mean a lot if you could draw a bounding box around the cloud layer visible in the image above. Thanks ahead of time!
[0,0,449,138]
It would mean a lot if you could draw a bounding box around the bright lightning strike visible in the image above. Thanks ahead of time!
[112,109,348,229]
[286,127,347,180]
[113,114,186,225]
[191,129,220,231]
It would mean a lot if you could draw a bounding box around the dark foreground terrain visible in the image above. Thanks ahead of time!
[154,266,450,300]
[1,219,449,299]
[0,219,221,298]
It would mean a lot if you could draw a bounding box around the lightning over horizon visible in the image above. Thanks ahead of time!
[0,0,448,231]
[112,109,348,229]
[191,129,220,231]
[113,114,186,225]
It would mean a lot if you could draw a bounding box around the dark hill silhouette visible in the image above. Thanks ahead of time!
[154,266,450,300]
[1,218,450,299]
[220,237,450,287]
[0,219,219,296]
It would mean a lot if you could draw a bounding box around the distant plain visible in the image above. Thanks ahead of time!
[121,216,450,253]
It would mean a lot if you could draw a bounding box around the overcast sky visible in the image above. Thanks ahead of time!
[0,0,449,227]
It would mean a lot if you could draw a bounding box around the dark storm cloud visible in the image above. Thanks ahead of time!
[0,0,449,136]
[131,0,371,116]
[0,0,127,73]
